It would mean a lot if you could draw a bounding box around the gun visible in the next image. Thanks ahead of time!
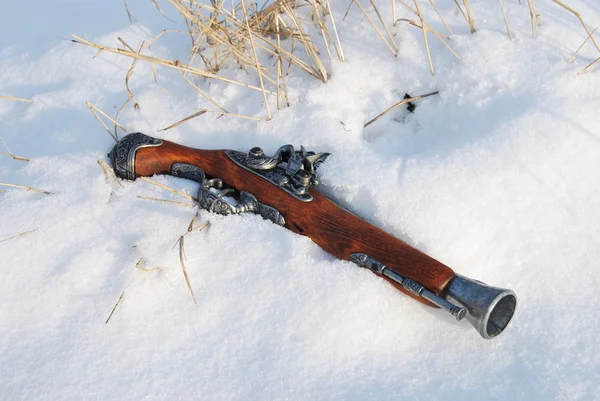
[109,133,517,339]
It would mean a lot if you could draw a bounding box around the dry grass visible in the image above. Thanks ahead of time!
[498,0,513,39]
[71,0,599,128]
[175,213,209,305]
[105,290,125,324]
[395,0,460,75]
[98,159,125,188]
[86,100,126,143]
[73,0,349,125]
[104,256,167,324]
[364,91,439,128]
[570,27,598,63]
[0,229,38,244]
[0,95,33,103]
[1,137,30,162]
[462,0,477,33]
[137,195,197,207]
[135,257,166,272]
[140,176,198,202]
[0,182,51,195]
[550,0,600,73]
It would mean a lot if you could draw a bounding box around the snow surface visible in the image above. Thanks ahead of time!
[2,0,600,399]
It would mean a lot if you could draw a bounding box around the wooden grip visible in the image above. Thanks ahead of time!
[133,139,456,305]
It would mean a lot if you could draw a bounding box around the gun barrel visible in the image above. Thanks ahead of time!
[382,268,467,320]
[443,274,517,339]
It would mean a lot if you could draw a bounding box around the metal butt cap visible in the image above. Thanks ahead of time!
[443,274,517,339]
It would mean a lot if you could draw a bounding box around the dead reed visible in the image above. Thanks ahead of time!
[364,91,439,128]
[175,213,209,305]
[137,195,197,207]
[140,176,198,202]
[71,0,351,126]
[98,159,125,188]
[0,229,38,244]
[72,0,599,130]
[105,290,125,324]
[0,182,51,195]
[1,137,30,162]
[0,95,33,103]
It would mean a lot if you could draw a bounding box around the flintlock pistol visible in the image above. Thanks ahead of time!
[109,133,517,339]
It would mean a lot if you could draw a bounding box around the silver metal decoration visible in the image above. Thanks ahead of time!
[225,145,330,202]
[349,253,467,320]
[171,163,285,226]
[443,274,517,339]
[109,133,163,180]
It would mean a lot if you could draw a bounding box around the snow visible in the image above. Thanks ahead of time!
[2,0,600,399]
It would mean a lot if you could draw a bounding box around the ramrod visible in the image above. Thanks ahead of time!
[109,133,517,339]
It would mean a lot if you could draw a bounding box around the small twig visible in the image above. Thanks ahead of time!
[0,229,38,244]
[0,182,51,195]
[105,291,125,324]
[364,91,439,128]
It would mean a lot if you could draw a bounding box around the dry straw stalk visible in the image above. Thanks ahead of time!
[0,95,33,103]
[364,91,439,128]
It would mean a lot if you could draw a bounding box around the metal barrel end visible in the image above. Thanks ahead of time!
[444,274,517,339]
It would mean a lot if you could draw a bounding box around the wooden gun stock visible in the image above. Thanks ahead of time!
[109,133,517,339]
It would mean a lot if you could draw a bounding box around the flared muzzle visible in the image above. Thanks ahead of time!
[443,274,517,339]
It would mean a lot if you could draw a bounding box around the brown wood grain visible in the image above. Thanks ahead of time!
[134,140,456,306]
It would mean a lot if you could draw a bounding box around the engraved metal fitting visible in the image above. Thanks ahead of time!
[171,163,285,226]
[349,253,517,339]
[350,253,467,321]
[225,144,330,202]
[109,133,163,180]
